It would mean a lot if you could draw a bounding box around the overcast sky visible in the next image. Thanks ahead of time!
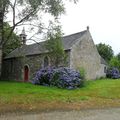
[60,0,120,55]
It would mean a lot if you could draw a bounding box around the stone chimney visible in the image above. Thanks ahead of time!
[20,27,27,45]
[87,26,89,31]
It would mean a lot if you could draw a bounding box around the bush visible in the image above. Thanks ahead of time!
[106,67,120,79]
[109,57,120,71]
[79,67,86,79]
[32,67,83,89]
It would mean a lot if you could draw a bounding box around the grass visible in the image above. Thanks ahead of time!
[0,79,120,113]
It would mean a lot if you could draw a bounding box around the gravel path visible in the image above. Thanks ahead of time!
[0,108,120,120]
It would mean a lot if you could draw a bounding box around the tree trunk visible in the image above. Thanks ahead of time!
[0,46,2,78]
[0,8,3,78]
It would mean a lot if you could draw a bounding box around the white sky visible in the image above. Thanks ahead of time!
[60,0,120,55]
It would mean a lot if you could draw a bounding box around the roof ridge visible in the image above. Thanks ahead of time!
[63,30,87,38]
[26,30,87,46]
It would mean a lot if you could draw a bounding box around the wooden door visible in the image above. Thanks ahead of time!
[24,66,29,82]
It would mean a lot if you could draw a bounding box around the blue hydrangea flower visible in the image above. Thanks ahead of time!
[33,67,83,89]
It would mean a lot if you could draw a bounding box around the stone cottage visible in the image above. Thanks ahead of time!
[2,27,107,81]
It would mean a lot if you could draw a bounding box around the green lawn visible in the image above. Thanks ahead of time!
[0,79,120,112]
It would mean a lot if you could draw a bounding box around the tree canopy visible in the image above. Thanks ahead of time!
[0,0,78,45]
[116,52,120,61]
[96,43,114,62]
[0,0,79,57]
[45,23,66,67]
[109,56,120,70]
[3,22,21,57]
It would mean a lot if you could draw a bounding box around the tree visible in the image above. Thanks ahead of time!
[3,22,21,57]
[96,43,114,62]
[0,0,9,45]
[116,52,120,61]
[109,56,120,70]
[0,0,8,76]
[45,23,66,67]
[0,0,78,44]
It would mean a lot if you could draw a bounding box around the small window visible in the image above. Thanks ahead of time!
[44,56,49,67]
[104,67,107,73]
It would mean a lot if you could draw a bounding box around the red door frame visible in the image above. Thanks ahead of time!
[24,65,29,82]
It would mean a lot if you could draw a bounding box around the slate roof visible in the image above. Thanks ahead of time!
[5,30,87,59]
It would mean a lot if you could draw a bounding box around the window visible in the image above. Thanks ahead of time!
[104,66,107,73]
[44,56,49,67]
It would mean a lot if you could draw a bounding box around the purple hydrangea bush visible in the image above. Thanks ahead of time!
[106,67,120,79]
[32,67,84,89]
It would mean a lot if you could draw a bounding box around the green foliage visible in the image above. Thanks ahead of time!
[3,23,21,56]
[79,67,86,80]
[96,43,114,62]
[78,67,86,87]
[116,52,120,61]
[17,0,65,17]
[50,72,60,87]
[0,0,78,45]
[109,56,120,70]
[45,24,66,67]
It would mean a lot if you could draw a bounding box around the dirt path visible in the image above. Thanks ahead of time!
[0,108,120,120]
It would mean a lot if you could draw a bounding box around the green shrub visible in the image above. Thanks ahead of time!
[79,67,86,80]
[78,67,86,87]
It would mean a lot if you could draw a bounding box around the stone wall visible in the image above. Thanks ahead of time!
[70,30,106,80]
[96,63,106,78]
[0,49,2,78]
[2,58,23,80]
[2,51,70,81]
